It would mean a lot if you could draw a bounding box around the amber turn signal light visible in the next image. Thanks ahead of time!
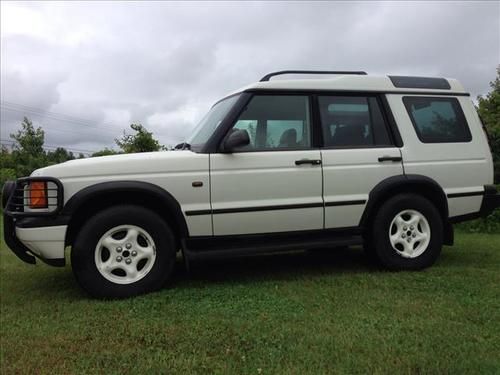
[29,181,48,208]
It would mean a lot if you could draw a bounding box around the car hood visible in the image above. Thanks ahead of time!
[31,150,208,179]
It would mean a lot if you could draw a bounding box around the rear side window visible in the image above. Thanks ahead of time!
[318,96,392,147]
[403,97,472,143]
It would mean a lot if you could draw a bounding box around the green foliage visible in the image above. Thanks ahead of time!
[0,117,77,182]
[7,117,48,177]
[91,148,120,157]
[477,66,500,183]
[1,118,166,186]
[46,147,75,165]
[477,66,500,134]
[10,117,45,157]
[456,210,500,234]
[0,147,15,169]
[9,152,46,179]
[456,184,500,234]
[0,167,16,190]
[115,123,164,153]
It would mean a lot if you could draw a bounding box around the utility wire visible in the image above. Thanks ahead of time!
[1,106,121,136]
[0,101,140,154]
[1,138,97,154]
[1,112,119,139]
[1,101,124,132]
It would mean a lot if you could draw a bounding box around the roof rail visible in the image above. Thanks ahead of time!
[260,70,368,82]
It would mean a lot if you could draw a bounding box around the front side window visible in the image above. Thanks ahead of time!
[318,96,392,148]
[230,95,311,151]
[403,97,472,143]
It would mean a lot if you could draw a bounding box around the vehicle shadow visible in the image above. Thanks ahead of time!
[3,246,378,300]
[172,246,378,286]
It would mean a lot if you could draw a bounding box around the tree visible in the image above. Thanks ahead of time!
[92,148,119,157]
[9,117,47,177]
[47,147,75,165]
[10,117,45,157]
[477,66,500,183]
[115,123,164,153]
[0,146,17,188]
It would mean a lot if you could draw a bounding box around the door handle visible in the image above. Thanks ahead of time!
[295,159,322,166]
[378,156,402,162]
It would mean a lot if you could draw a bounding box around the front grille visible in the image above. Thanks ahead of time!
[4,177,64,217]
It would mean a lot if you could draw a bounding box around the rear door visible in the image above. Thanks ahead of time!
[391,95,491,217]
[210,94,324,236]
[318,94,404,228]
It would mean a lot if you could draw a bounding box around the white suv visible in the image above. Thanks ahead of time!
[3,71,499,298]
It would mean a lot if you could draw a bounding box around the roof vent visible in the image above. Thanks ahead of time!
[389,76,451,90]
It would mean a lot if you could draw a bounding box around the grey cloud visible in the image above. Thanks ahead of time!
[1,1,498,153]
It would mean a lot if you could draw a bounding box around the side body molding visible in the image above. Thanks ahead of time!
[360,174,453,244]
[63,181,189,243]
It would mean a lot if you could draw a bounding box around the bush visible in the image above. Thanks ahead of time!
[495,161,500,185]
[456,184,500,234]
[456,206,500,234]
[0,168,16,190]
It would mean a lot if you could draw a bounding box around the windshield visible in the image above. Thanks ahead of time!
[186,94,240,151]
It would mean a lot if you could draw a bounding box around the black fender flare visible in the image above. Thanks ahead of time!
[63,180,189,240]
[360,174,453,244]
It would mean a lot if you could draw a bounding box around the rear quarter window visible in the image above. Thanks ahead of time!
[403,97,472,143]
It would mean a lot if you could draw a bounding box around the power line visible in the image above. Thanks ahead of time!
[1,102,125,135]
[0,138,97,154]
[1,101,124,131]
[0,101,149,155]
[2,101,113,124]
[1,146,93,156]
[1,109,118,138]
[1,142,95,155]
[1,106,120,136]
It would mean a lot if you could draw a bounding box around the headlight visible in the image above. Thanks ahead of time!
[28,181,48,209]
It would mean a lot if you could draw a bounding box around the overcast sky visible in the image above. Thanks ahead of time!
[1,1,499,154]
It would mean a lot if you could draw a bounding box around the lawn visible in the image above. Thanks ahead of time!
[1,226,499,374]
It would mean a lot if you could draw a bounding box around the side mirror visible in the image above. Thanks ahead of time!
[222,129,250,152]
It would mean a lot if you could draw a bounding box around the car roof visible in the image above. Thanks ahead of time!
[229,74,466,96]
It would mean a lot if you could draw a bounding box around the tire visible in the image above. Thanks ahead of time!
[371,194,443,270]
[71,205,176,298]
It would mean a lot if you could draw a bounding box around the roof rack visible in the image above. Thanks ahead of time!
[260,70,368,82]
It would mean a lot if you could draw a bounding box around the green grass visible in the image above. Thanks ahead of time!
[1,227,499,374]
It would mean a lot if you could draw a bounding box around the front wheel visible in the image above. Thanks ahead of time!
[371,194,443,270]
[71,205,176,298]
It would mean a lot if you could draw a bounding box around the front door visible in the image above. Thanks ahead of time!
[210,94,324,236]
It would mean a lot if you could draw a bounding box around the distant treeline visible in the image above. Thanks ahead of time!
[1,118,166,187]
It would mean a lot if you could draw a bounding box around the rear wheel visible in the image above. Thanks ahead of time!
[71,205,176,298]
[371,194,443,270]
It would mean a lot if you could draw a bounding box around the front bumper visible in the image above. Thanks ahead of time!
[3,214,67,266]
[3,214,37,264]
[2,178,66,267]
